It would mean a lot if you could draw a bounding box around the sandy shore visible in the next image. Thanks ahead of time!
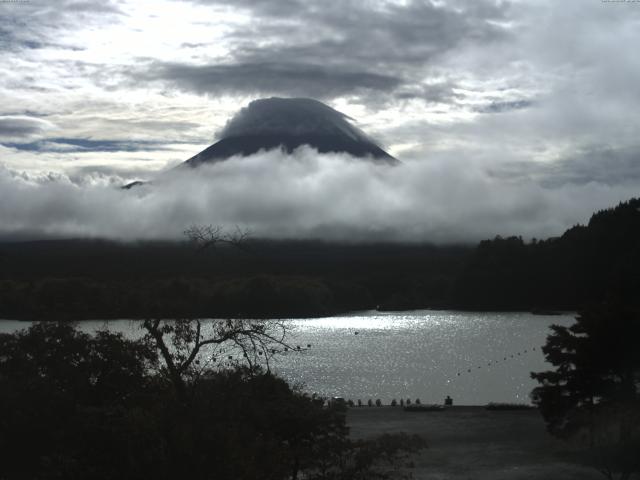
[347,406,601,480]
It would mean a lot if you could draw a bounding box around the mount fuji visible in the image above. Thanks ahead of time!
[180,97,397,167]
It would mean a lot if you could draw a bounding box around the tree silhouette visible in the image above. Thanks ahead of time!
[183,224,250,250]
[141,226,296,400]
[0,323,425,480]
[142,317,290,400]
[531,304,640,479]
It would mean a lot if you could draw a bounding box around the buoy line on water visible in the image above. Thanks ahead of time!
[455,346,540,377]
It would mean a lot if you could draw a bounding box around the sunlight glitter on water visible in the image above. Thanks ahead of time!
[0,310,575,405]
[278,310,575,405]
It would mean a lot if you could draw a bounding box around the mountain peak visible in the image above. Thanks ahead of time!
[182,97,397,167]
[221,97,365,139]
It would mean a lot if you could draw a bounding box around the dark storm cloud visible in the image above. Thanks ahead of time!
[135,61,401,99]
[140,0,508,100]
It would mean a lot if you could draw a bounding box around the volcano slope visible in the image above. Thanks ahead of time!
[181,97,397,167]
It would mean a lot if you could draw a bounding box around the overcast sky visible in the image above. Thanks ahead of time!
[1,0,639,242]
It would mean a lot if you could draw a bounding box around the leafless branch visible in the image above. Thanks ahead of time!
[142,317,310,399]
[183,224,251,251]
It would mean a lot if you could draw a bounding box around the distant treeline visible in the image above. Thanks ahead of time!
[454,198,640,310]
[1,198,638,319]
[0,241,468,319]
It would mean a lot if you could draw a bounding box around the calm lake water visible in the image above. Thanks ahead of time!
[0,310,574,405]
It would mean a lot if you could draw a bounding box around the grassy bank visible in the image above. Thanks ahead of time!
[347,406,601,480]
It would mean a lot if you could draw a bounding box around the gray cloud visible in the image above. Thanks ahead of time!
[476,100,533,114]
[4,138,177,153]
[490,146,640,187]
[394,81,462,104]
[133,0,508,101]
[0,116,52,140]
[62,1,123,14]
[132,61,402,99]
[1,0,640,234]
[227,1,508,64]
[0,0,122,52]
[0,149,636,243]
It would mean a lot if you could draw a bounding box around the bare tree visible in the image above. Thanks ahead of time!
[183,224,250,251]
[142,318,295,400]
[144,226,303,401]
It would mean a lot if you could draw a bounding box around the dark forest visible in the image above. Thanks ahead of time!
[1,198,638,320]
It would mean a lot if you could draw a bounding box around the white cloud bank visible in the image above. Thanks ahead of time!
[1,149,637,243]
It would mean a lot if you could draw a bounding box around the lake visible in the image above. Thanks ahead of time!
[0,310,574,405]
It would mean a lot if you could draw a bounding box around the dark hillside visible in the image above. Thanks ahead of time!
[453,198,640,310]
[0,240,469,319]
[2,198,638,319]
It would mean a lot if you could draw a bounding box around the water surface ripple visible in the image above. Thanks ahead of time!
[0,310,574,405]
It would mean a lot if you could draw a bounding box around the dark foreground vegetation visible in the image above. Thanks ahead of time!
[1,202,638,479]
[454,198,640,311]
[1,198,639,319]
[531,303,640,480]
[0,322,425,480]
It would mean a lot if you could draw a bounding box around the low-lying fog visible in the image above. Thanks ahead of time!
[1,148,636,243]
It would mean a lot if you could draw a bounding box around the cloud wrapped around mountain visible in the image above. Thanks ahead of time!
[1,149,637,243]
[219,97,370,140]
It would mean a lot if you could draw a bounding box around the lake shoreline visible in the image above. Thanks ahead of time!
[0,308,577,323]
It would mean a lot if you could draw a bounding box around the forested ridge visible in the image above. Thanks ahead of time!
[453,198,640,310]
[1,198,638,319]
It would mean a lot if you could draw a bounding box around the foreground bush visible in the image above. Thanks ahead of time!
[0,322,424,480]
